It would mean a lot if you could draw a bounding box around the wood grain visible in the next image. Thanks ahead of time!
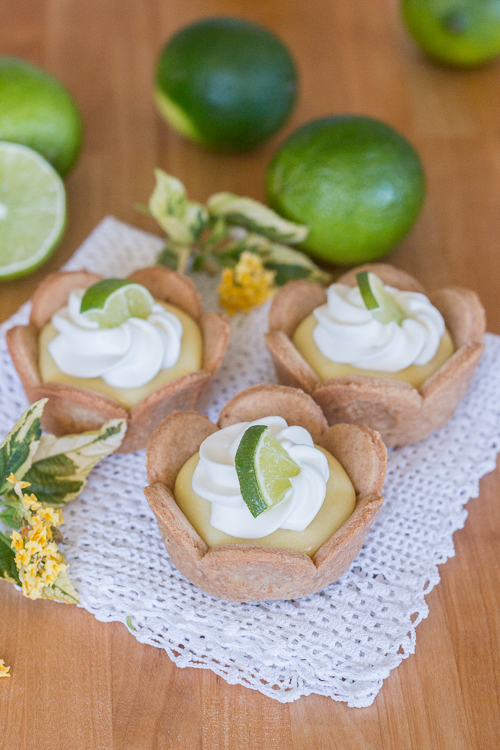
[1,0,500,747]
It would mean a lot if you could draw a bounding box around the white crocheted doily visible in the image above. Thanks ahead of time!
[1,217,499,708]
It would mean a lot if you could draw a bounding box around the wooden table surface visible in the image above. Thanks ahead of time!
[1,1,499,748]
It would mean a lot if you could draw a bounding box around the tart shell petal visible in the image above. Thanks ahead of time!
[200,313,231,375]
[265,330,320,392]
[30,269,103,329]
[268,279,327,337]
[27,381,128,435]
[147,410,218,489]
[128,265,203,322]
[218,383,327,443]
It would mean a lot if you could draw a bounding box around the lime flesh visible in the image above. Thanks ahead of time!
[356,271,407,325]
[0,141,66,279]
[235,425,301,518]
[0,57,82,177]
[266,115,425,265]
[155,17,297,152]
[402,0,500,67]
[80,280,154,328]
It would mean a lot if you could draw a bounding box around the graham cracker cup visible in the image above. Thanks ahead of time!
[265,263,486,448]
[6,266,230,453]
[145,384,387,603]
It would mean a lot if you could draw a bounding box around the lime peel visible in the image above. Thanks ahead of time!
[80,279,154,329]
[235,424,300,518]
[356,271,408,326]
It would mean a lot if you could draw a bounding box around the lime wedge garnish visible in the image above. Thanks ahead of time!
[356,271,407,325]
[80,279,154,328]
[235,424,301,518]
[0,141,66,279]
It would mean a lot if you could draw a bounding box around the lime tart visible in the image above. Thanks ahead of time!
[7,265,230,452]
[145,384,386,602]
[265,263,486,447]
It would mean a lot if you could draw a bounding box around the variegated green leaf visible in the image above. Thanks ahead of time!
[149,169,208,244]
[0,531,20,585]
[250,235,331,286]
[0,400,46,495]
[206,192,308,245]
[0,502,22,529]
[42,566,80,604]
[157,241,191,273]
[17,419,127,507]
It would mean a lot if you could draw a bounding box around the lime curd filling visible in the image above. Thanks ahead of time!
[174,417,356,556]
[39,293,203,407]
[293,282,455,388]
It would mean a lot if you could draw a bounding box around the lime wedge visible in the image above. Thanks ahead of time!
[0,141,66,279]
[80,279,154,328]
[235,424,301,518]
[356,271,407,325]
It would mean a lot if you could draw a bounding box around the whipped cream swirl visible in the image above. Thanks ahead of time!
[313,283,445,372]
[48,289,183,388]
[192,417,330,539]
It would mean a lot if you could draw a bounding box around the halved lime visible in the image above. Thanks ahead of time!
[356,271,407,325]
[0,141,66,280]
[235,424,301,518]
[80,279,154,328]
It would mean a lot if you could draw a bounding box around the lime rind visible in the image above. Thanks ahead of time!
[80,280,154,329]
[356,271,407,326]
[356,270,379,310]
[235,424,300,518]
[0,141,66,279]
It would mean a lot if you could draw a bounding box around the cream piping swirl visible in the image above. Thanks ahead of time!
[47,289,183,388]
[192,417,330,539]
[312,283,445,372]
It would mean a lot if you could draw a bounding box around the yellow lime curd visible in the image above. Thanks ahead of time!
[174,445,356,557]
[293,313,454,388]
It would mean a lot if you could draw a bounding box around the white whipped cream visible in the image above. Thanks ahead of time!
[313,283,445,372]
[48,289,183,388]
[192,417,329,539]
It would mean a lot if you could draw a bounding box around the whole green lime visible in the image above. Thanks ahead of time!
[402,0,500,67]
[155,17,297,152]
[266,116,425,266]
[0,57,82,177]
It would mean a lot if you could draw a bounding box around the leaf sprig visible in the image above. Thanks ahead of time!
[147,170,331,289]
[0,401,126,603]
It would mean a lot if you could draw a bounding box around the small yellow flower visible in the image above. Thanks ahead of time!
[218,251,276,315]
[10,531,24,551]
[23,494,41,512]
[0,660,10,678]
[15,549,30,567]
[35,507,61,526]
[7,474,31,500]
[10,491,67,600]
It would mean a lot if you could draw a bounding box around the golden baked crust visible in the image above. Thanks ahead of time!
[7,266,230,453]
[266,263,486,447]
[144,384,387,602]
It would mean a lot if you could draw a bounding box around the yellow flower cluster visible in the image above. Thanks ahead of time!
[8,474,66,601]
[217,251,276,315]
[0,659,10,677]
